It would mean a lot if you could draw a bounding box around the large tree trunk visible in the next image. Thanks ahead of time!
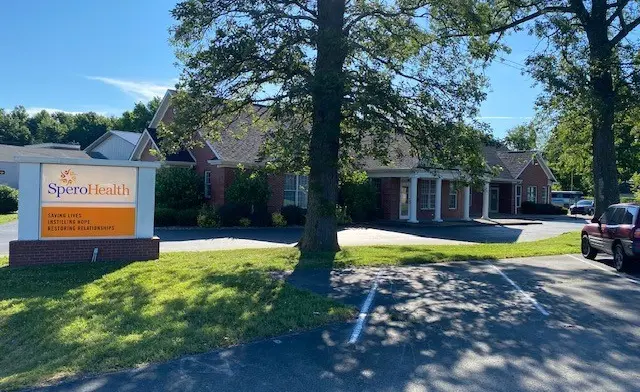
[298,0,347,252]
[587,20,619,216]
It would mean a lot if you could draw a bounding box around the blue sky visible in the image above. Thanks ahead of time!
[0,0,541,138]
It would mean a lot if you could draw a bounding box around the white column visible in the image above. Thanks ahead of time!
[17,162,41,240]
[434,178,443,222]
[463,186,471,221]
[408,176,418,223]
[482,182,490,220]
[136,167,157,238]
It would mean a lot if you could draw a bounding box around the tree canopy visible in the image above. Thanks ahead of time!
[504,122,538,151]
[165,0,502,251]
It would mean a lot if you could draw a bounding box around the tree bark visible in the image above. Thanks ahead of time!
[586,10,620,216]
[298,0,347,252]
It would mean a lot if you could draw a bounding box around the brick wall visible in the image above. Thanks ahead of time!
[519,160,551,204]
[268,174,285,213]
[9,237,160,267]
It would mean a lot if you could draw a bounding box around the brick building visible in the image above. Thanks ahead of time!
[86,89,556,221]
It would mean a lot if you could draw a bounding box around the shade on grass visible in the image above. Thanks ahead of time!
[0,230,581,390]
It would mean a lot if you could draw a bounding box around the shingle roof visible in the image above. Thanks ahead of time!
[110,130,142,145]
[496,150,536,178]
[0,144,91,161]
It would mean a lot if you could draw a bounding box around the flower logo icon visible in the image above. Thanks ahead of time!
[60,169,77,185]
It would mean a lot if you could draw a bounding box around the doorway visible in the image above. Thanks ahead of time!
[490,187,500,213]
[399,179,410,219]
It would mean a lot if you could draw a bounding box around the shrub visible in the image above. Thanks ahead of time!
[281,205,306,226]
[239,217,252,227]
[218,203,251,226]
[250,207,272,227]
[336,205,352,225]
[155,207,199,227]
[225,168,271,211]
[197,205,220,228]
[340,171,377,222]
[272,212,287,227]
[155,167,204,209]
[521,201,568,215]
[0,185,18,214]
[621,196,640,203]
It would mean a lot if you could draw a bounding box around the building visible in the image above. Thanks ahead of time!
[86,89,556,221]
[0,143,90,189]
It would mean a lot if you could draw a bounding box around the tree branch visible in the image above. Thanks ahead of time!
[610,16,640,45]
[605,0,629,25]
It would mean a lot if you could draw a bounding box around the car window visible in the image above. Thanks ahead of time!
[609,208,626,225]
[623,206,638,225]
[577,200,591,206]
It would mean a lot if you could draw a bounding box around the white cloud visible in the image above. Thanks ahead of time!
[25,107,86,116]
[476,116,533,120]
[86,76,174,101]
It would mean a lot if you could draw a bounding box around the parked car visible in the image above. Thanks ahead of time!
[569,199,594,215]
[581,203,640,271]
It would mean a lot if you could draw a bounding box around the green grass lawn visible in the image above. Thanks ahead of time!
[0,213,17,225]
[0,230,580,390]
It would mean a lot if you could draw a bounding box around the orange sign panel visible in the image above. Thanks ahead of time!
[41,206,135,238]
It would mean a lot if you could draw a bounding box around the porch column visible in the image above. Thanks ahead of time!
[409,176,418,223]
[434,178,443,222]
[463,185,471,221]
[482,182,490,220]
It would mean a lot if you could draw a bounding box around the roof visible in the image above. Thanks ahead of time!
[495,150,536,178]
[110,130,142,145]
[146,128,195,163]
[0,144,91,162]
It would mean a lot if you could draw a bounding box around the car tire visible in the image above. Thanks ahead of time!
[613,243,629,272]
[581,235,598,260]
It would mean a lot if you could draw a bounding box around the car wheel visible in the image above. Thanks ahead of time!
[613,243,628,272]
[581,235,597,260]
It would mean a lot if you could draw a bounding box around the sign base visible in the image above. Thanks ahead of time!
[8,237,160,267]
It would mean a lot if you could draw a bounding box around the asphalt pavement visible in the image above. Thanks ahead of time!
[31,253,640,392]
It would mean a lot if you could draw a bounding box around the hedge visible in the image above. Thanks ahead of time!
[0,185,18,214]
[521,201,568,215]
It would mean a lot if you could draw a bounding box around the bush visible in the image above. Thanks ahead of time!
[281,205,306,226]
[621,196,640,203]
[340,172,377,222]
[336,205,352,225]
[156,167,203,209]
[225,168,271,211]
[239,217,252,227]
[155,207,198,227]
[197,205,220,228]
[521,201,568,215]
[0,185,18,214]
[272,212,287,227]
[218,203,251,226]
[250,207,272,227]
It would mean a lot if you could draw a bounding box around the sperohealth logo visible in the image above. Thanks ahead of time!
[48,169,131,199]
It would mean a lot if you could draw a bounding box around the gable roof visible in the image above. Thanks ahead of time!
[0,144,91,162]
[145,128,195,163]
[495,150,535,178]
[84,130,142,153]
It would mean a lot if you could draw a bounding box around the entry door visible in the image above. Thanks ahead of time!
[490,187,500,213]
[399,180,410,219]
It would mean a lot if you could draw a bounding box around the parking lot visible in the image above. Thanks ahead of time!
[38,253,640,392]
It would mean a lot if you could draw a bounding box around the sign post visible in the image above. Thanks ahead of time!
[9,157,161,266]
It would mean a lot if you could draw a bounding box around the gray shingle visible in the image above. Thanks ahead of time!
[0,144,91,161]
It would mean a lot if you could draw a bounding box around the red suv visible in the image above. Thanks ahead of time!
[581,203,640,271]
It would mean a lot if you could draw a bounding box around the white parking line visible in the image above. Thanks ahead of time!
[348,270,382,344]
[566,254,640,285]
[488,264,550,316]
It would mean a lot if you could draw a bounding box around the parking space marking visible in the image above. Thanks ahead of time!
[566,254,640,286]
[488,263,550,316]
[348,270,382,344]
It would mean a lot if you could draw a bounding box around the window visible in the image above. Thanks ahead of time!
[420,180,436,210]
[448,183,457,210]
[515,185,522,208]
[204,171,211,199]
[609,208,625,225]
[527,186,537,203]
[541,186,548,204]
[622,207,637,225]
[284,174,308,209]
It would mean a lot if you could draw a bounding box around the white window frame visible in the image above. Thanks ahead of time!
[284,174,308,209]
[541,186,548,204]
[527,186,537,203]
[204,171,211,199]
[515,185,522,208]
[448,183,458,210]
[420,180,436,210]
